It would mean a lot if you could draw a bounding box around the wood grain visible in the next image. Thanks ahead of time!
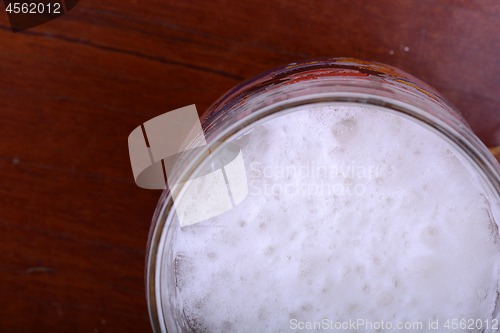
[1,0,500,332]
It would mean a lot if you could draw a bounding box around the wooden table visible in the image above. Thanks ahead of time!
[1,1,499,332]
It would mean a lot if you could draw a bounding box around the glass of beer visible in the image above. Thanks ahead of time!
[146,58,500,333]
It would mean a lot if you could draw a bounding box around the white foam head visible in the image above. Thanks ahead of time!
[164,105,500,332]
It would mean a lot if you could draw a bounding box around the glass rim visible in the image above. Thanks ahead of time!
[145,93,500,333]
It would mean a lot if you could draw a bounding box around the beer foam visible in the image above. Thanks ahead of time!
[168,106,500,332]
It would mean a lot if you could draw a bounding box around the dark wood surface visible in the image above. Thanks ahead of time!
[1,1,500,332]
